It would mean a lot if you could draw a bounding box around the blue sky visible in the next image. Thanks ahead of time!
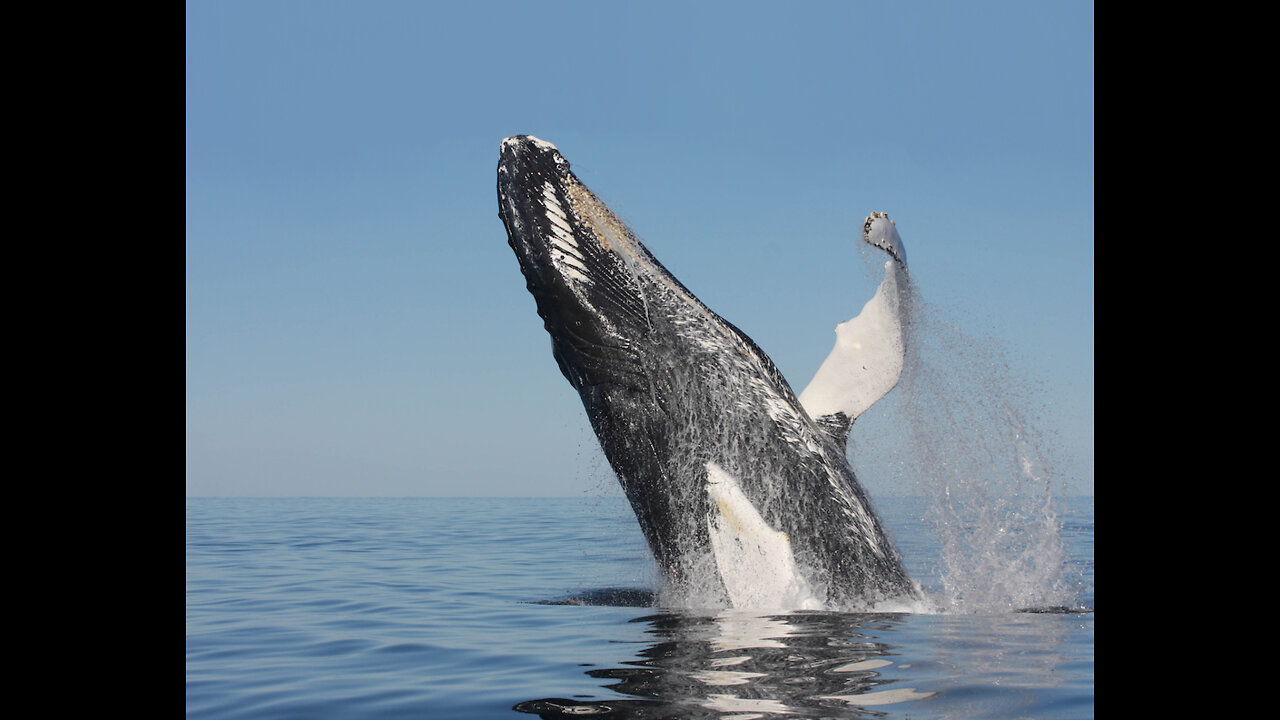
[186,1,1093,497]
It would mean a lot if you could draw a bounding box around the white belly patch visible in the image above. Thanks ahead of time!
[704,462,824,610]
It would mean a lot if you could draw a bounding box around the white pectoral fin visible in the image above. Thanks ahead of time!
[704,463,822,611]
[797,259,906,428]
[798,213,910,436]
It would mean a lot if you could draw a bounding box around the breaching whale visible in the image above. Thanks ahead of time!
[496,135,917,610]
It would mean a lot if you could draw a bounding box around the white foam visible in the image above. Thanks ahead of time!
[501,134,559,153]
[523,134,558,152]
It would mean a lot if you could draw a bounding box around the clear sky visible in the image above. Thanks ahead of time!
[186,1,1093,497]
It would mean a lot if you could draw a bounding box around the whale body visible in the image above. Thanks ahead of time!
[496,135,916,609]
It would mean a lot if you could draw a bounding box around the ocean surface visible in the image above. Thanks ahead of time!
[186,495,1094,719]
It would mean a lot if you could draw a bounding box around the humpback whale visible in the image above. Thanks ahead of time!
[496,135,917,610]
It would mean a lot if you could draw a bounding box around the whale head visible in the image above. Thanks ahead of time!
[497,135,676,391]
[497,135,745,582]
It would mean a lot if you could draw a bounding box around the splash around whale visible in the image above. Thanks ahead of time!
[497,135,920,611]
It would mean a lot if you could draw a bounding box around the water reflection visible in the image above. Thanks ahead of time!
[514,609,932,719]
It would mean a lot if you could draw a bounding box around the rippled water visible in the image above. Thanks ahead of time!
[186,495,1093,719]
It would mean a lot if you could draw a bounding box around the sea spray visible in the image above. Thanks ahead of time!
[888,283,1080,613]
[581,230,1082,614]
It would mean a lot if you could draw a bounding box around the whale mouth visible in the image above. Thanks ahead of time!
[497,134,639,286]
[497,135,651,283]
[497,135,662,390]
[496,135,589,288]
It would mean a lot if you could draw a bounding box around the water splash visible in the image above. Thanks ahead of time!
[577,244,1086,615]
[889,282,1082,613]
